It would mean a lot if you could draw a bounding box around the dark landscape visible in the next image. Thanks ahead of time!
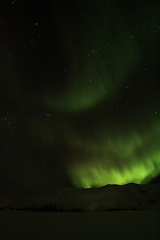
[2,183,160,212]
[1,184,160,240]
[1,1,160,239]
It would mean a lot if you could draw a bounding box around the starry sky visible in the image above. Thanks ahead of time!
[0,0,160,206]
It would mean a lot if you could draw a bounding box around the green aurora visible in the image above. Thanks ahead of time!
[1,0,160,209]
[65,124,160,188]
[44,2,160,188]
[45,3,141,113]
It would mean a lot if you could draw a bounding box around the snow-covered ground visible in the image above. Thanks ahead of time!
[1,184,160,239]
[0,210,160,240]
[3,183,160,212]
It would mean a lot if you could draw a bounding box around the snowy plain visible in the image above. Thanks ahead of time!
[0,184,160,240]
[0,210,160,240]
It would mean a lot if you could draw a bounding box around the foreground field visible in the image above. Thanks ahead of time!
[0,210,160,240]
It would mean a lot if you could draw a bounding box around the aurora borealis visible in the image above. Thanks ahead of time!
[0,0,160,205]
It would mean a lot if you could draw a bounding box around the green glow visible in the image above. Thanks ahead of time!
[66,125,160,188]
[45,72,108,112]
[48,2,159,187]
[67,157,160,188]
[45,16,141,112]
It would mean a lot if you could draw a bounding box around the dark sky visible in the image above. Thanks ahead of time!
[0,0,160,206]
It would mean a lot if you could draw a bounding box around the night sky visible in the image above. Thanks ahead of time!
[0,0,160,206]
